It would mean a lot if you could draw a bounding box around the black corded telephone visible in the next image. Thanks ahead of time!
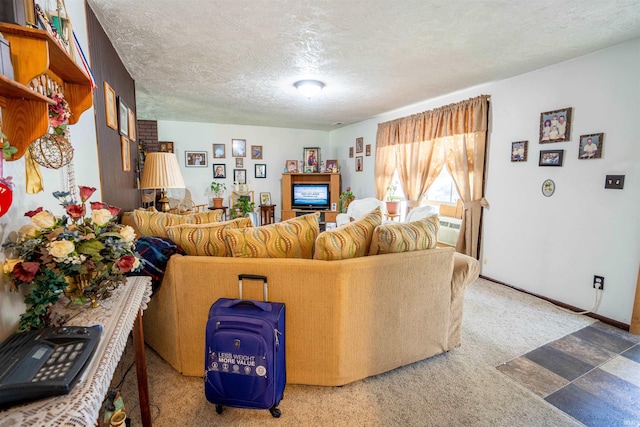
[0,325,101,409]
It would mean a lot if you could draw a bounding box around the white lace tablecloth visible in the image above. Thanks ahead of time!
[0,276,152,427]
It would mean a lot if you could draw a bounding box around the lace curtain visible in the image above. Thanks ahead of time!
[375,95,490,258]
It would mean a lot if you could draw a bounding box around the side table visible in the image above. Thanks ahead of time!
[0,276,153,427]
[259,204,276,225]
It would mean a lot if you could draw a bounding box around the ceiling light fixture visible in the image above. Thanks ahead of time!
[294,80,325,98]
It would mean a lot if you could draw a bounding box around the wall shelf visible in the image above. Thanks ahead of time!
[0,22,93,161]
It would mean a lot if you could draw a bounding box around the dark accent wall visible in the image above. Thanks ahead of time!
[85,2,139,212]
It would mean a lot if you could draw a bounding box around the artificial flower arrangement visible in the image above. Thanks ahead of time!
[3,186,141,332]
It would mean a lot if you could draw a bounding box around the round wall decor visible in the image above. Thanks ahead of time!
[542,179,555,197]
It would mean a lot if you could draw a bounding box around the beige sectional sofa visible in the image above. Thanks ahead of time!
[142,246,479,386]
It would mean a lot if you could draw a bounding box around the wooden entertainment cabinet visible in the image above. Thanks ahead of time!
[281,173,341,223]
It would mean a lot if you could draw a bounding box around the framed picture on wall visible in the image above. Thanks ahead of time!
[539,107,572,143]
[127,108,136,142]
[232,139,246,157]
[251,145,263,159]
[234,168,247,184]
[255,164,266,178]
[578,133,603,159]
[365,144,371,156]
[121,136,131,172]
[349,147,354,158]
[213,144,226,158]
[117,96,128,137]
[356,137,364,153]
[511,141,528,162]
[325,159,338,172]
[104,82,117,130]
[213,164,226,178]
[539,149,564,166]
[235,157,243,168]
[185,151,208,167]
[356,156,363,172]
[159,141,174,153]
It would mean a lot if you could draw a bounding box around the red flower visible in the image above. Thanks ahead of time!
[65,204,86,221]
[78,186,96,203]
[115,255,136,273]
[107,205,121,217]
[13,262,39,283]
[25,207,43,218]
[90,201,107,210]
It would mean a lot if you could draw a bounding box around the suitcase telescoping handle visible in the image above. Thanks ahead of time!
[238,274,269,302]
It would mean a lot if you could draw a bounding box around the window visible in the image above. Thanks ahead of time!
[425,167,460,204]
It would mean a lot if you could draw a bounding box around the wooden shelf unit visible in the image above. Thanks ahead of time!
[281,173,341,223]
[0,22,94,161]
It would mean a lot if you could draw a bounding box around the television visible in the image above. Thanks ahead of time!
[292,183,330,210]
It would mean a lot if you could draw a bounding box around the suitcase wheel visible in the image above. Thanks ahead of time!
[269,406,281,418]
[215,404,223,415]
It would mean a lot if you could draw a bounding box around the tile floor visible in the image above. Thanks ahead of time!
[497,321,640,427]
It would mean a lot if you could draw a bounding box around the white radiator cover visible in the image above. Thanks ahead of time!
[438,217,461,246]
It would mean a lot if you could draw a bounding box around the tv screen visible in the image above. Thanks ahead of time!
[292,183,330,210]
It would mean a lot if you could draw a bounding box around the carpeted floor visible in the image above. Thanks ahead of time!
[110,278,598,426]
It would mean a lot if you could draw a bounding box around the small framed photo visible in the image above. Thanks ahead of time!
[185,151,208,167]
[128,108,136,142]
[159,141,174,153]
[540,107,572,143]
[356,137,364,153]
[303,147,320,172]
[251,145,263,160]
[232,139,246,157]
[325,159,338,172]
[539,149,564,167]
[104,81,117,130]
[260,192,271,205]
[117,96,128,137]
[356,155,363,172]
[235,157,243,168]
[542,179,556,197]
[349,147,354,158]
[213,164,226,179]
[234,168,247,184]
[304,166,314,173]
[365,144,371,156]
[285,160,298,172]
[121,136,130,171]
[255,163,266,178]
[213,144,226,158]
[578,133,603,159]
[511,141,528,162]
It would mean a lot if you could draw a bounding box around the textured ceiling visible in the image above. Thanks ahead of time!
[86,0,640,131]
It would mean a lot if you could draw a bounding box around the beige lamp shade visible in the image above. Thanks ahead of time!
[140,152,185,189]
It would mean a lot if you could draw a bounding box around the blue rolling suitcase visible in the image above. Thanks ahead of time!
[205,274,286,418]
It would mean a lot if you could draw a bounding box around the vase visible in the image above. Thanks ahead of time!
[212,197,223,208]
[64,273,100,308]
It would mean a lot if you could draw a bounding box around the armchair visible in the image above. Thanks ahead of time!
[405,204,440,222]
[335,197,387,227]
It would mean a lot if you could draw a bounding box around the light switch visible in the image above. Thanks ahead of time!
[604,175,625,189]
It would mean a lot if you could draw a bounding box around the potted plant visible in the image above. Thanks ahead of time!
[339,187,355,213]
[385,183,401,215]
[210,181,226,208]
[231,197,255,219]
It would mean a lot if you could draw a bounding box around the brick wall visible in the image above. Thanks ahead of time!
[137,119,159,151]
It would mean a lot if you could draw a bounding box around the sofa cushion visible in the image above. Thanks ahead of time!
[224,213,320,259]
[369,214,439,255]
[166,217,253,256]
[133,209,224,238]
[314,207,383,260]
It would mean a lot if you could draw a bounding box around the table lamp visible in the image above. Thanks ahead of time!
[140,152,185,212]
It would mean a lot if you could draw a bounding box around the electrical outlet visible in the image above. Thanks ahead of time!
[593,275,604,290]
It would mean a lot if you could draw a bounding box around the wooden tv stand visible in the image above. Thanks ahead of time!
[281,173,341,223]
